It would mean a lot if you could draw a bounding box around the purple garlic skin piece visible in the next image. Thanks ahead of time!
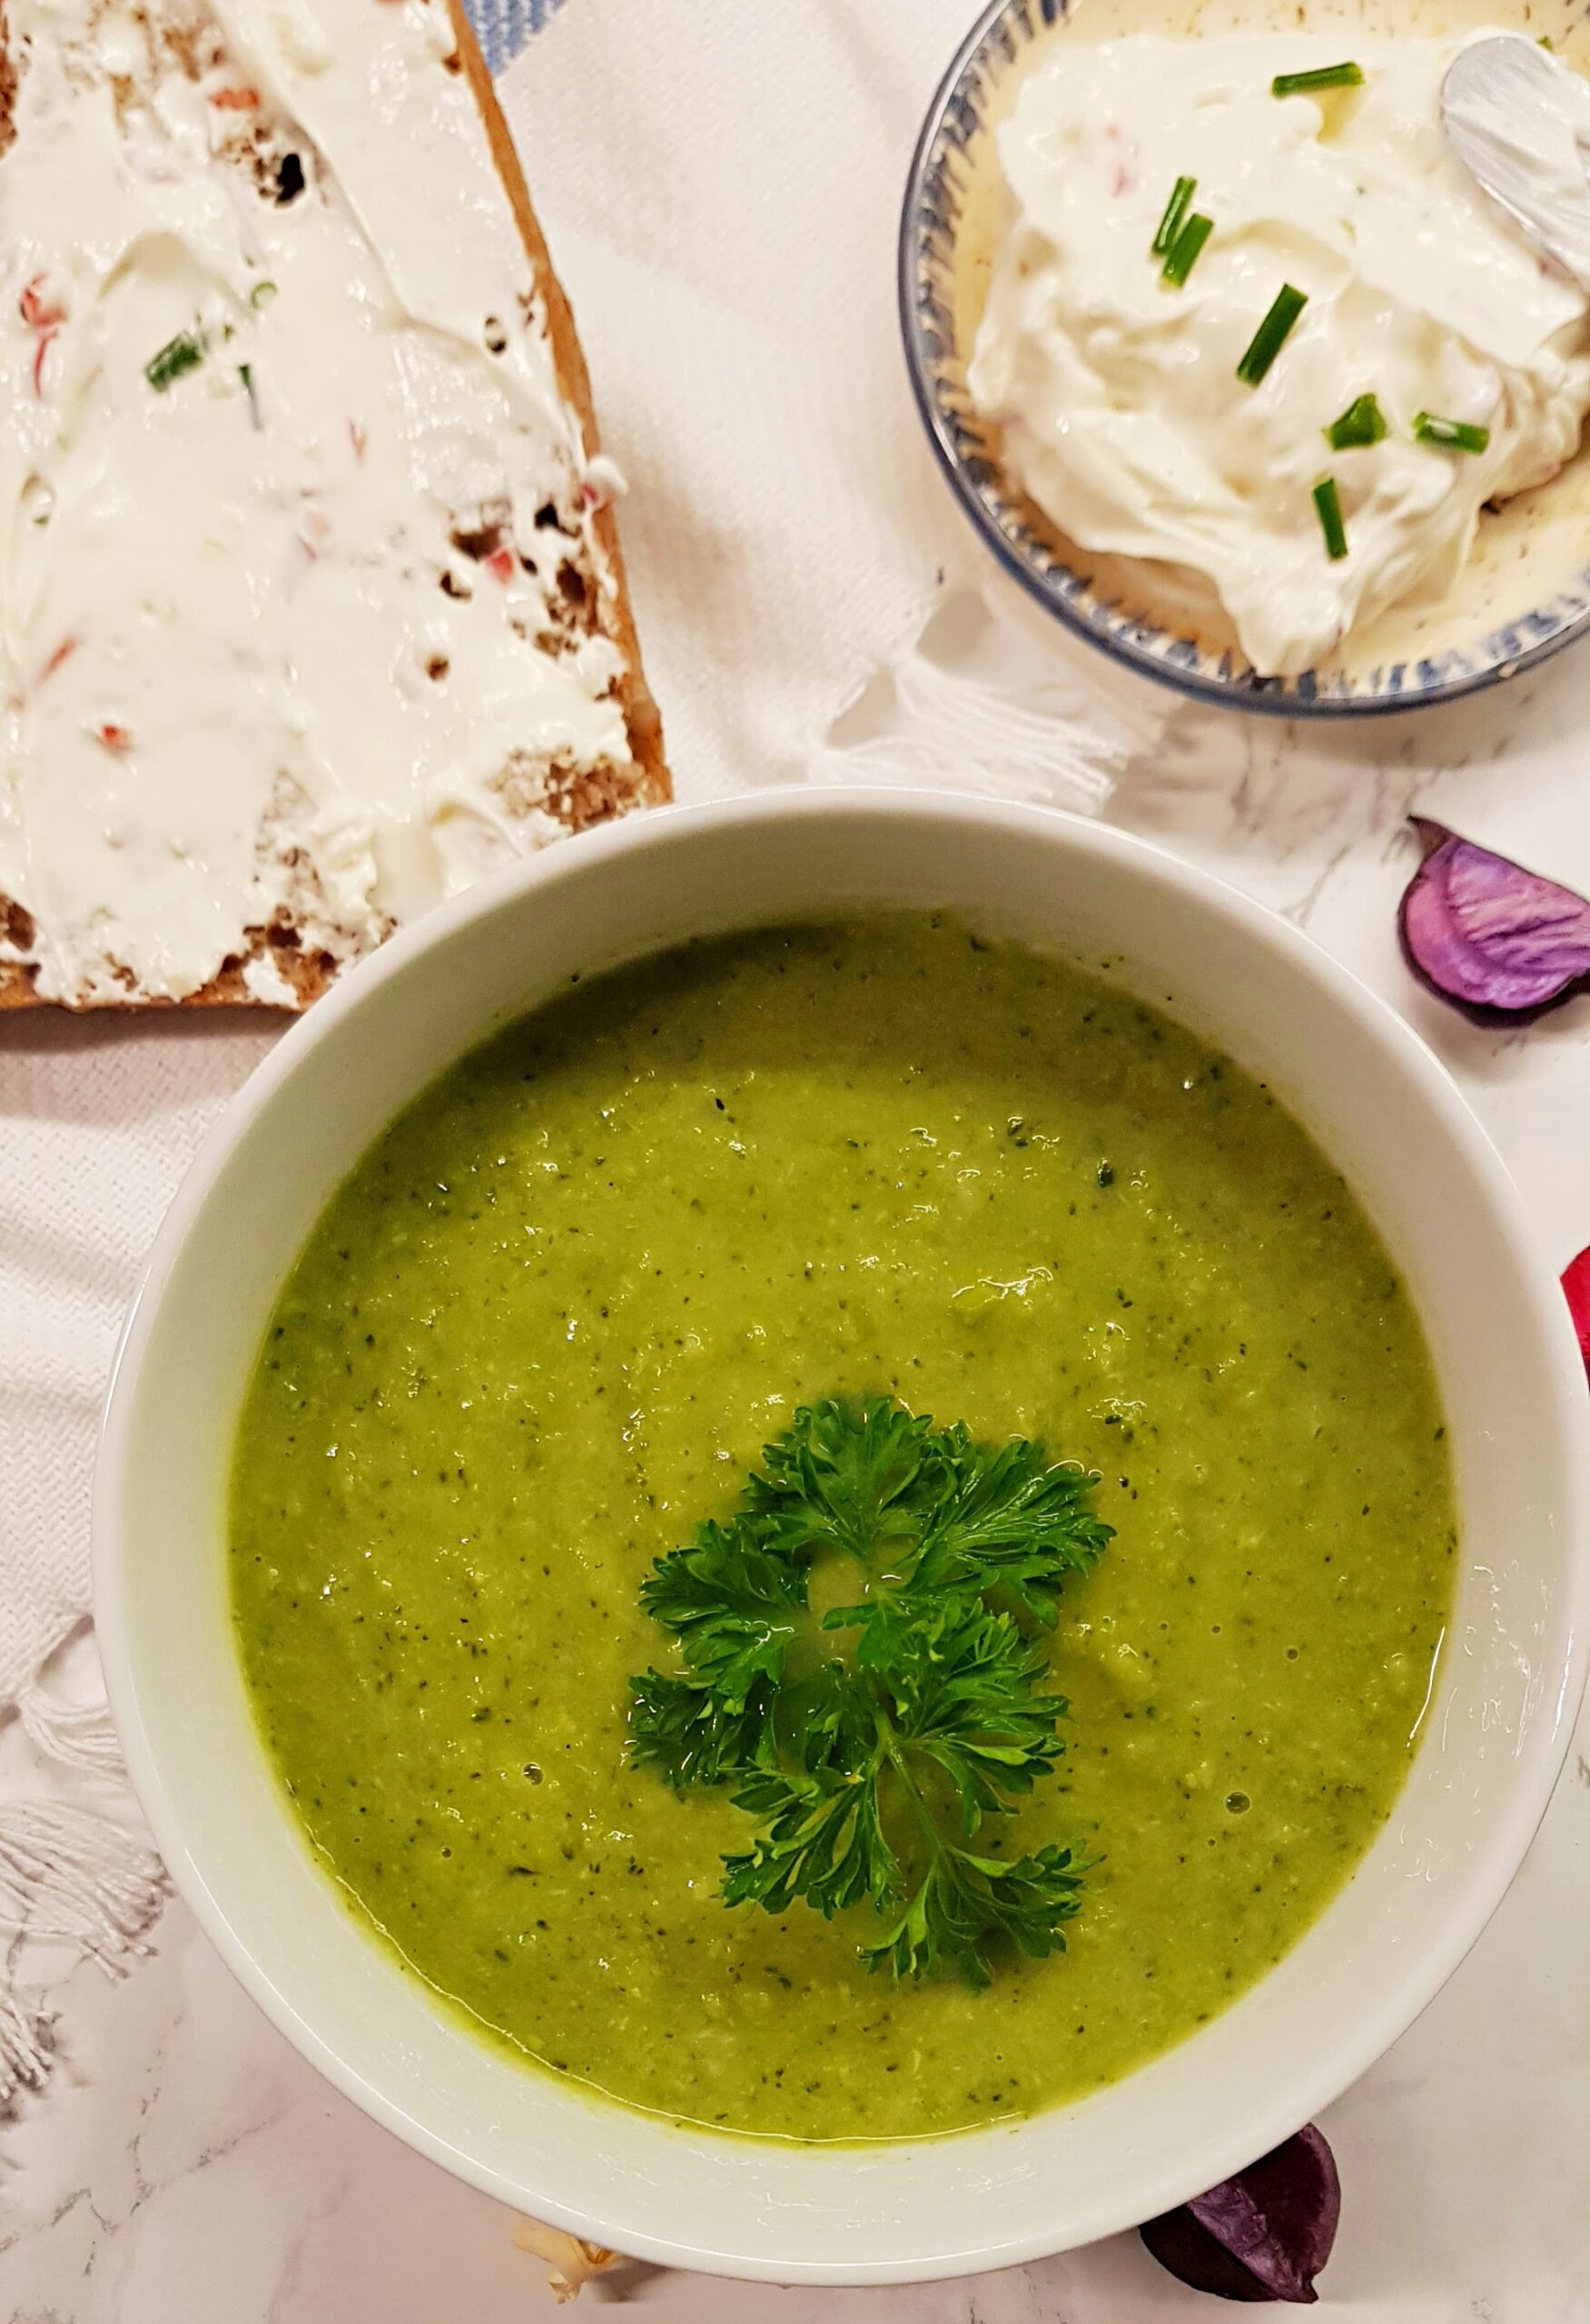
[1139,2123,1341,2303]
[1398,817,1590,1026]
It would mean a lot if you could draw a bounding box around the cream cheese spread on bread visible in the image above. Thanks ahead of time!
[0,0,653,1005]
[968,34,1590,676]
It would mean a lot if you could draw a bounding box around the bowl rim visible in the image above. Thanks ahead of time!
[897,0,1590,720]
[93,787,1590,2281]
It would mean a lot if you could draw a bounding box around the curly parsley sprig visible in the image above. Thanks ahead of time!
[628,1398,1112,1988]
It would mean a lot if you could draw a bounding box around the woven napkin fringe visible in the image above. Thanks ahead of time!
[0,1684,168,2106]
[16,1672,128,1776]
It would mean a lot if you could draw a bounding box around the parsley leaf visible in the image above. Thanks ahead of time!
[629,1519,805,1786]
[864,1840,1088,1989]
[746,1396,933,1567]
[724,1766,895,1920]
[848,1592,1069,1822]
[629,1398,1111,1986]
[905,1424,1114,1624]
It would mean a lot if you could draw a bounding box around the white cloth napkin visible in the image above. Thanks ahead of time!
[500,0,1158,805]
[0,1014,275,2093]
[0,0,1148,2096]
[1,1018,274,1708]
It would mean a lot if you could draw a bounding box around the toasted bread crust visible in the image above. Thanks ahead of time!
[0,0,667,1013]
[443,0,666,803]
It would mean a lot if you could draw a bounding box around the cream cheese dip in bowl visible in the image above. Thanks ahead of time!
[95,792,1590,2281]
[902,0,1590,713]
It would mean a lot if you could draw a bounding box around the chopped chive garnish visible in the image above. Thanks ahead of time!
[1271,62,1364,96]
[144,329,206,392]
[1151,175,1196,258]
[1161,212,1213,287]
[238,361,262,429]
[250,280,278,310]
[1413,410,1490,454]
[1326,391,1388,450]
[1237,284,1308,386]
[1313,477,1348,561]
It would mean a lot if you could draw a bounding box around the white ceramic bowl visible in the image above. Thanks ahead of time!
[95,791,1590,2286]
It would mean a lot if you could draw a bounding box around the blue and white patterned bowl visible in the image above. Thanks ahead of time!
[899,0,1590,716]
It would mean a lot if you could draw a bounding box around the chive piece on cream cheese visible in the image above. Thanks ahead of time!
[1237,284,1308,386]
[1151,174,1196,258]
[1271,62,1363,96]
[250,280,279,310]
[144,329,206,391]
[1313,476,1348,561]
[1413,410,1491,454]
[1161,212,1213,287]
[1326,392,1388,449]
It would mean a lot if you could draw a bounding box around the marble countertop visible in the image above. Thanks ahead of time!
[5,639,1590,2319]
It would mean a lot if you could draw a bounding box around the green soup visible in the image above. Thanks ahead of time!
[231,916,1453,2143]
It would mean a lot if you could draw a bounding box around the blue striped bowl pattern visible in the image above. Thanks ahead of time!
[466,0,564,77]
[898,0,1590,716]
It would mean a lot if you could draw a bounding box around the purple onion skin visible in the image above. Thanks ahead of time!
[1398,817,1590,1028]
[1139,2124,1341,2303]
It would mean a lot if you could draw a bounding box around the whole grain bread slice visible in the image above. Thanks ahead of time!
[0,0,666,1011]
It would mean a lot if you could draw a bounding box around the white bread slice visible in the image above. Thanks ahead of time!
[0,0,666,1010]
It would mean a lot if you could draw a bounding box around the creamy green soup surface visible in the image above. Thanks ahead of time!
[231,915,1454,2143]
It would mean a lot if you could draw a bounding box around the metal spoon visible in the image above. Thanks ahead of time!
[1442,34,1590,292]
